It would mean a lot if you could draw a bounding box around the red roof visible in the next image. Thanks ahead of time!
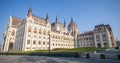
[68,21,77,28]
[12,17,22,26]
[32,15,47,25]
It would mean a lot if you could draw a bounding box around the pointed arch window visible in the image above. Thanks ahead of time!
[39,29,42,34]
[28,25,32,32]
[34,27,37,33]
[43,31,46,35]
[27,40,30,44]
[48,31,50,35]
[11,30,15,36]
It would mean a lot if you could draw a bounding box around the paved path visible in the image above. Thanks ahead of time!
[0,55,120,63]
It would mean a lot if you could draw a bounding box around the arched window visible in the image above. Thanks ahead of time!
[29,20,32,23]
[33,40,36,44]
[9,42,13,51]
[38,41,41,45]
[28,25,32,32]
[11,30,15,36]
[39,29,42,34]
[43,41,45,45]
[34,27,37,33]
[27,40,30,44]
[43,31,46,35]
[48,31,50,35]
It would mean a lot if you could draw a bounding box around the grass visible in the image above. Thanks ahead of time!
[6,47,108,54]
[51,47,107,52]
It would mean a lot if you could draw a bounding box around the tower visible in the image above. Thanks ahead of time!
[27,5,32,17]
[64,19,66,27]
[46,13,49,24]
[55,15,58,24]
[68,17,80,48]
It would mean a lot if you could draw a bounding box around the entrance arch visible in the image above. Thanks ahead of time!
[9,42,13,51]
[97,43,101,48]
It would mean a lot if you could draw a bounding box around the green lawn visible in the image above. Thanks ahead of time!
[51,47,107,52]
[7,47,108,54]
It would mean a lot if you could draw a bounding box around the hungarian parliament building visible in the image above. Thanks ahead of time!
[2,6,116,52]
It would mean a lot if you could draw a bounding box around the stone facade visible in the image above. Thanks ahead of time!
[2,6,116,52]
[77,24,116,48]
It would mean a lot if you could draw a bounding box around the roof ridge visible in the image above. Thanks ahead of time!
[32,14,45,20]
[11,16,23,21]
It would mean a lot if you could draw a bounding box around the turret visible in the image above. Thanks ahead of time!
[46,13,49,24]
[55,15,58,24]
[64,19,66,27]
[27,5,32,17]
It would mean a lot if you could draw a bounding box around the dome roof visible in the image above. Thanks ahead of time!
[68,21,77,28]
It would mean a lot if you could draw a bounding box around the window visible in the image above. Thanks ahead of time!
[34,27,37,33]
[86,38,88,40]
[89,37,92,40]
[27,40,30,44]
[104,43,107,47]
[28,34,31,37]
[44,37,45,39]
[39,30,42,34]
[38,41,41,45]
[43,31,46,35]
[11,30,15,36]
[29,20,32,23]
[28,26,31,32]
[102,34,106,38]
[81,44,83,46]
[10,38,12,40]
[96,35,100,39]
[87,44,89,46]
[90,44,92,46]
[39,36,41,38]
[34,35,36,38]
[26,47,30,49]
[84,44,86,46]
[47,42,49,45]
[43,41,45,45]
[48,31,50,35]
[33,40,36,44]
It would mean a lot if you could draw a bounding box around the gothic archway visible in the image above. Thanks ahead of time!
[97,43,101,48]
[9,42,13,51]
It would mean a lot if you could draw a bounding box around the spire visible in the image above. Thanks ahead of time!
[46,13,49,23]
[64,19,66,27]
[56,15,58,23]
[29,5,32,12]
[27,5,32,17]
[71,17,73,22]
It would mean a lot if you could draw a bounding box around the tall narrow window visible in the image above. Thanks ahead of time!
[27,40,30,44]
[28,26,31,32]
[43,31,46,35]
[39,30,42,34]
[39,41,41,45]
[34,27,37,33]
[33,40,36,44]
[43,41,45,45]
[11,30,15,36]
[48,31,50,35]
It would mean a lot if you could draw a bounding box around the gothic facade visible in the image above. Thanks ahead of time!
[2,6,116,52]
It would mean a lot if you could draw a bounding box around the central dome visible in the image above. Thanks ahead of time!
[68,21,77,28]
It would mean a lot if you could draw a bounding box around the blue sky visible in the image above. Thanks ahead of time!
[0,0,120,46]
